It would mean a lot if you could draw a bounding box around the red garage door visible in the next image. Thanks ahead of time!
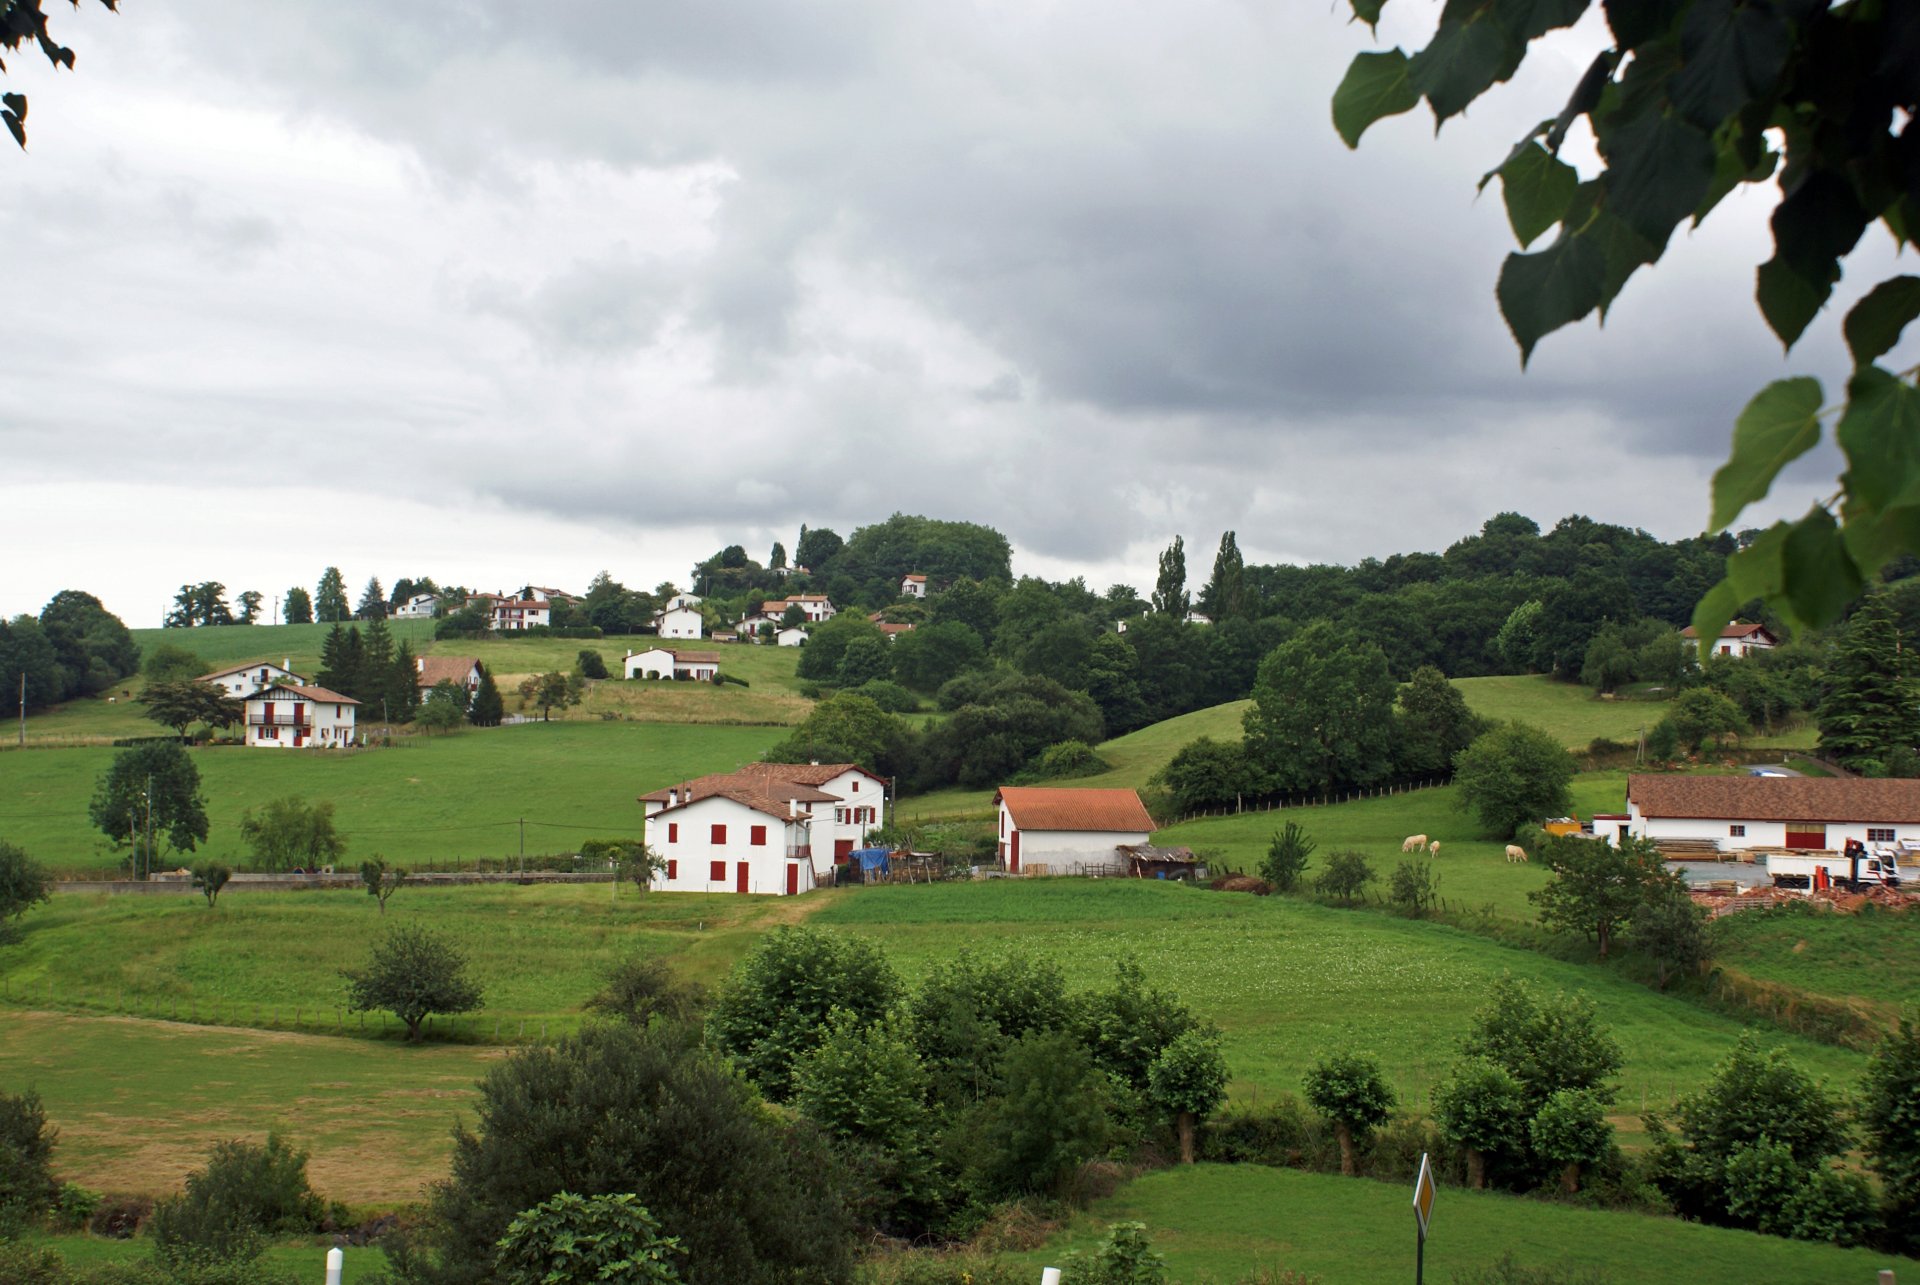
[1785,825,1826,849]
[835,839,854,863]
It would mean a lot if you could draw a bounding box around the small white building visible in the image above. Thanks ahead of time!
[416,655,482,703]
[1184,611,1212,626]
[1621,774,1920,852]
[244,684,358,749]
[638,762,889,894]
[656,605,705,639]
[901,574,928,599]
[994,787,1155,876]
[663,592,702,613]
[199,660,304,701]
[1679,621,1779,658]
[877,622,914,642]
[775,626,808,647]
[738,611,778,637]
[485,596,551,631]
[392,593,440,619]
[623,648,721,681]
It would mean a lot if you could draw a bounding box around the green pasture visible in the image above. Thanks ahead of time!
[1714,903,1920,1017]
[0,721,781,874]
[1022,1164,1906,1284]
[32,1233,390,1283]
[1454,674,1669,748]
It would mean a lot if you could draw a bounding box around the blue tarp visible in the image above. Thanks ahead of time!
[853,847,891,875]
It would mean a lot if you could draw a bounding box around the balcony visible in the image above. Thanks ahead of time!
[786,844,812,861]
[249,715,312,728]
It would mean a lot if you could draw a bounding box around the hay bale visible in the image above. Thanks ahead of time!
[1210,874,1272,895]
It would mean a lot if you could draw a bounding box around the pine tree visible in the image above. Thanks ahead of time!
[315,568,350,623]
[1818,596,1920,772]
[284,587,314,625]
[388,640,421,724]
[1152,536,1189,617]
[357,577,388,620]
[316,624,350,692]
[469,666,504,726]
[1200,531,1245,621]
[360,620,395,713]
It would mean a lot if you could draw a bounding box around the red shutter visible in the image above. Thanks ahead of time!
[667,860,678,879]
[668,823,678,843]
[751,825,767,847]
[710,860,726,882]
[711,824,726,845]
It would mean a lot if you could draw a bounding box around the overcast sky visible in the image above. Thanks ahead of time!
[3,1,1908,628]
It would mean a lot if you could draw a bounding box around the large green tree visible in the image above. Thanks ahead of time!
[1151,535,1189,617]
[1530,834,1675,960]
[1394,664,1487,778]
[283,586,314,624]
[0,840,51,943]
[1242,620,1397,795]
[88,740,209,873]
[1451,721,1575,838]
[1817,594,1920,771]
[1334,0,1920,642]
[238,796,347,872]
[38,590,139,698]
[315,567,350,623]
[1198,531,1246,621]
[139,680,242,739]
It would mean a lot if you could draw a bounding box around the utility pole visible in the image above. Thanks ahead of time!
[17,671,23,748]
[144,775,154,882]
[519,818,525,873]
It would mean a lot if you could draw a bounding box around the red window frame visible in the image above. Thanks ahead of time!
[711,824,727,845]
[751,825,767,847]
[666,859,678,879]
[709,860,726,882]
[668,822,678,843]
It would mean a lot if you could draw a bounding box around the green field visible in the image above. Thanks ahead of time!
[32,1232,390,1283]
[1454,674,1671,748]
[1023,1164,1906,1284]
[0,721,782,874]
[1714,903,1920,1017]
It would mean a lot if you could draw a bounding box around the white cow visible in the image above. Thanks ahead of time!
[1401,834,1429,853]
[1504,844,1529,863]
[1428,841,1441,858]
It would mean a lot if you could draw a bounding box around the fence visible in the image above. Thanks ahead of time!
[1158,777,1450,829]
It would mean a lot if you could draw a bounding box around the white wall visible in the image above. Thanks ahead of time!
[645,796,815,895]
[659,607,704,639]
[1627,800,1920,851]
[245,695,355,748]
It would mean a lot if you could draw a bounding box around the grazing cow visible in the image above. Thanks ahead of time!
[1505,844,1529,863]
[1428,841,1441,857]
[1402,834,1429,853]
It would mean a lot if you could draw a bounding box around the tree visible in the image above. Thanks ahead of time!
[1633,877,1714,989]
[1451,722,1575,838]
[1260,821,1315,892]
[0,1088,58,1227]
[495,1193,683,1285]
[89,741,209,874]
[0,841,51,943]
[1313,849,1374,905]
[1667,688,1747,753]
[1151,535,1188,617]
[585,955,705,1029]
[518,671,578,722]
[139,680,241,739]
[283,586,313,624]
[470,666,505,726]
[1076,956,1200,1099]
[39,589,139,697]
[1199,531,1245,621]
[1861,1020,1920,1252]
[361,857,406,915]
[1303,1051,1396,1176]
[1395,665,1489,778]
[1388,857,1438,917]
[575,649,608,680]
[1530,1088,1612,1194]
[707,926,901,1102]
[1431,1058,1525,1189]
[142,643,205,687]
[0,614,62,711]
[417,680,469,734]
[791,1012,940,1233]
[764,692,911,778]
[191,862,231,908]
[794,524,844,572]
[1,1,120,150]
[1332,0,1920,643]
[1147,1029,1228,1164]
[889,620,985,691]
[238,797,346,872]
[1157,736,1254,814]
[1460,978,1621,1121]
[1243,621,1398,795]
[315,567,350,623]
[1818,595,1920,770]
[343,923,482,1041]
[422,1022,853,1285]
[236,590,264,625]
[357,577,387,620]
[1530,834,1673,959]
[958,1029,1114,1201]
[316,624,363,699]
[769,541,788,570]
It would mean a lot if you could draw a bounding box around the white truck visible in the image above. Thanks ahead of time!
[1766,842,1903,892]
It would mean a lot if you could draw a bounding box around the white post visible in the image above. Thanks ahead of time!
[325,1246,344,1285]
[1041,1270,1062,1285]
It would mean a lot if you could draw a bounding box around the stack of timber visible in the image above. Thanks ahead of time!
[1654,838,1725,860]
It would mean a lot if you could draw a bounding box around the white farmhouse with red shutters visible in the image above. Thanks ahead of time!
[243,684,358,749]
[994,787,1155,875]
[482,596,551,631]
[200,659,304,700]
[1622,774,1920,852]
[1678,620,1778,658]
[623,648,721,681]
[655,605,705,639]
[639,762,889,894]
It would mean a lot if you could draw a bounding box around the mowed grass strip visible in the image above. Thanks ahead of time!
[1020,1164,1907,1284]
[0,721,782,873]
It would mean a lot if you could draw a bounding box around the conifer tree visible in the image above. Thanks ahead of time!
[1152,536,1188,617]
[389,640,422,724]
[1200,531,1245,621]
[360,620,395,714]
[470,666,505,726]
[315,568,350,623]
[1817,596,1920,773]
[357,577,388,620]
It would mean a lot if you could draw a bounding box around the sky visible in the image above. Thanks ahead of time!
[3,1,1910,628]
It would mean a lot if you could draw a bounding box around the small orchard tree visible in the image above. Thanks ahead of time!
[343,923,483,1041]
[1431,1057,1525,1189]
[1303,1051,1396,1176]
[1451,722,1575,838]
[416,680,469,734]
[89,741,209,875]
[140,680,242,739]
[191,863,231,909]
[1147,1028,1229,1164]
[1260,821,1315,892]
[0,840,52,943]
[1313,849,1375,906]
[360,857,407,915]
[1388,858,1437,917]
[1529,1088,1612,1194]
[585,956,705,1028]
[495,1192,683,1285]
[519,671,579,721]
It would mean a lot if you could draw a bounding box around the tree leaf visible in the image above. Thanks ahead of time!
[1756,253,1828,350]
[1332,51,1419,148]
[1708,376,1824,530]
[1349,0,1390,29]
[1841,502,1920,581]
[1581,207,1659,317]
[1843,276,1920,368]
[1602,0,1684,49]
[1694,128,1776,227]
[1668,0,1793,132]
[1545,51,1614,154]
[1688,577,1740,663]
[1497,232,1606,363]
[1409,10,1525,126]
[1497,141,1579,247]
[1770,169,1870,287]
[1780,506,1863,631]
[2,107,22,150]
[1491,0,1589,43]
[1724,522,1788,605]
[1599,109,1715,250]
[1837,364,1920,514]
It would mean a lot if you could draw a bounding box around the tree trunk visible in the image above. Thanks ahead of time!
[1335,1122,1355,1176]
[1597,922,1610,959]
[1560,1161,1580,1194]
[1466,1148,1485,1190]
[1178,1111,1196,1164]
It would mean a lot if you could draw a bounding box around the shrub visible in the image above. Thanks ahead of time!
[1454,1255,1612,1285]
[1026,739,1108,781]
[1060,1221,1168,1285]
[851,679,920,713]
[1312,850,1374,905]
[0,1089,59,1228]
[1387,859,1437,916]
[0,840,52,942]
[494,1191,682,1285]
[52,1181,99,1231]
[88,1193,152,1238]
[190,863,231,908]
[957,1030,1114,1202]
[574,650,609,680]
[584,955,704,1028]
[148,1133,326,1266]
[1199,1098,1325,1168]
[1259,823,1315,893]
[0,1240,70,1285]
[859,1252,1032,1285]
[1862,1019,1920,1252]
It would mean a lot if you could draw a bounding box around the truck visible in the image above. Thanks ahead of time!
[1766,840,1903,892]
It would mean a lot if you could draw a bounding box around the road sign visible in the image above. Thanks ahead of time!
[1413,1151,1436,1239]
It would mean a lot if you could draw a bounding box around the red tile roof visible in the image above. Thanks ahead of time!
[995,787,1154,833]
[197,660,299,683]
[415,656,480,688]
[638,761,889,818]
[1628,774,1920,824]
[252,684,359,705]
[1678,621,1776,641]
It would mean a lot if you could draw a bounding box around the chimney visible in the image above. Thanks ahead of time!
[284,657,291,669]
[789,795,798,820]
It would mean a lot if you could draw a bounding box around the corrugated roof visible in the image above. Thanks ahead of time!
[251,684,359,705]
[995,787,1154,832]
[1628,774,1920,824]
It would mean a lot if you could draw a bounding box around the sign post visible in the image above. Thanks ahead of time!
[1412,1151,1436,1283]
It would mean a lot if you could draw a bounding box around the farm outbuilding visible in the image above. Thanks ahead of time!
[993,786,1155,876]
[1621,774,1920,853]
[1118,843,1204,880]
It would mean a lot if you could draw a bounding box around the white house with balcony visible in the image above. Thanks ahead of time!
[639,762,889,894]
[762,594,836,623]
[243,684,358,748]
[482,595,551,631]
[200,660,304,701]
[392,593,439,619]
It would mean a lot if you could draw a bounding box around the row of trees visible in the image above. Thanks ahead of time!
[0,591,140,711]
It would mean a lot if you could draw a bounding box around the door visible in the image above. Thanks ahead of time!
[1010,830,1021,874]
[1786,825,1827,849]
[786,863,799,896]
[735,862,749,894]
[835,839,854,863]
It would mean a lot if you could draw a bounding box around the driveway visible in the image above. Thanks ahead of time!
[1665,860,1770,889]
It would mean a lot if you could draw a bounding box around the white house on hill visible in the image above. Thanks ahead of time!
[392,593,439,619]
[483,596,551,631]
[638,761,889,894]
[901,574,928,598]
[1620,774,1920,853]
[775,626,808,647]
[623,647,721,681]
[1678,621,1778,658]
[994,786,1155,875]
[656,605,704,639]
[243,684,357,748]
[762,594,836,623]
[416,656,482,702]
[200,660,304,700]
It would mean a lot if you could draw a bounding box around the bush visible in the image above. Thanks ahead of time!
[0,840,52,942]
[584,955,704,1028]
[52,1181,99,1231]
[1451,722,1576,838]
[1259,823,1314,892]
[574,650,609,680]
[1025,739,1108,781]
[1060,1221,1168,1285]
[148,1133,326,1266]
[858,1252,1032,1285]
[1387,859,1437,916]
[1302,1052,1395,1176]
[850,679,920,713]
[1312,850,1374,905]
[0,1089,59,1228]
[494,1191,682,1285]
[957,1030,1114,1202]
[1199,1097,1326,1169]
[1454,1255,1612,1285]
[89,1193,153,1238]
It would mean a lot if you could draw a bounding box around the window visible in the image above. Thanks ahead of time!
[711,824,727,845]
[851,780,860,792]
[668,823,678,844]
[666,860,678,879]
[834,808,846,825]
[1729,824,1746,837]
[1869,828,1896,843]
[710,860,726,882]
[751,825,767,847]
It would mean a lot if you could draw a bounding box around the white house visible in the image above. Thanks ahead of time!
[663,592,702,612]
[763,594,836,623]
[738,610,778,637]
[484,596,551,631]
[638,761,890,894]
[244,684,357,748]
[901,574,928,599]
[1184,611,1212,626]
[1620,774,1920,852]
[656,605,705,639]
[416,655,482,703]
[392,593,439,619]
[199,660,304,700]
[1678,621,1778,658]
[994,787,1155,875]
[623,647,721,681]
[775,626,808,647]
